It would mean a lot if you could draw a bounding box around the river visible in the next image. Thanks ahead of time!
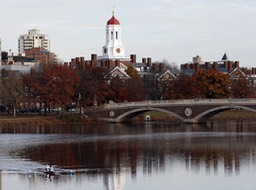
[1,120,256,190]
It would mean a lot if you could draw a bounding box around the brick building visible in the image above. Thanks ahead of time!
[180,54,241,75]
[25,47,56,64]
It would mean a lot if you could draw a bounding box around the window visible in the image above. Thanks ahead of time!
[116,31,118,39]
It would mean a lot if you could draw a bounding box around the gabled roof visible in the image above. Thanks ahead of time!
[158,70,177,80]
[105,66,130,79]
[229,67,246,78]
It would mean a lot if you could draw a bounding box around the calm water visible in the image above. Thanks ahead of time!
[1,121,256,190]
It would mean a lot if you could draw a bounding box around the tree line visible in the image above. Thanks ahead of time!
[0,63,255,117]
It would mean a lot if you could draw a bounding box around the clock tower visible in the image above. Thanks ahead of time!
[101,12,125,59]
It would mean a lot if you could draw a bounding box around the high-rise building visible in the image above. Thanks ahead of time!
[18,29,50,53]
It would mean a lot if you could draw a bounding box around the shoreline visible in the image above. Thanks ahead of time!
[0,109,256,127]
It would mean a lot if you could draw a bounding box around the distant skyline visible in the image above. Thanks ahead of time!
[0,0,255,67]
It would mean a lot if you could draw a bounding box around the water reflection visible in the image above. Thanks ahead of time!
[1,121,256,190]
[209,120,256,132]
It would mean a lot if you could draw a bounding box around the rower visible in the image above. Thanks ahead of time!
[45,164,50,172]
[49,165,54,173]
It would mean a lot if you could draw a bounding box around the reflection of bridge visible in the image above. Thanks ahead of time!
[85,99,256,123]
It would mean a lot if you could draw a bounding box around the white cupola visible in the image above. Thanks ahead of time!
[101,12,125,59]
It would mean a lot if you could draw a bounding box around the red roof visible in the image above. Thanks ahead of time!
[107,15,120,25]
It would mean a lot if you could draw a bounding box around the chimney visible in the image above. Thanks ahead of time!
[152,63,159,72]
[252,68,256,75]
[224,61,228,69]
[91,54,98,68]
[147,57,152,67]
[234,61,239,68]
[159,63,165,72]
[194,62,200,71]
[142,58,147,64]
[228,61,232,72]
[71,58,76,68]
[205,62,210,69]
[130,54,136,63]
[213,62,218,70]
[80,57,85,69]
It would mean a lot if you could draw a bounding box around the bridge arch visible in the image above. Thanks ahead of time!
[193,105,256,122]
[115,107,183,122]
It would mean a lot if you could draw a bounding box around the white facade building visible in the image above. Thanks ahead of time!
[1,49,38,74]
[18,29,50,53]
[100,13,127,60]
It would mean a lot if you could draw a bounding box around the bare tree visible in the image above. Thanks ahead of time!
[0,71,24,117]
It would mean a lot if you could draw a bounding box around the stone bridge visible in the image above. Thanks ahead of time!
[84,99,256,123]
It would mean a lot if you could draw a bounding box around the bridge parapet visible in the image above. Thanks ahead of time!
[104,99,256,109]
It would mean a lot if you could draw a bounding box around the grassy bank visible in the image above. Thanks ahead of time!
[132,111,180,122]
[210,109,256,120]
[0,114,94,127]
[0,109,255,126]
[133,110,256,122]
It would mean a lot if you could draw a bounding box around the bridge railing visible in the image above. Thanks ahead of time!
[103,99,256,109]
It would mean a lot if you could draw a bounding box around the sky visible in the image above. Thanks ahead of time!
[0,0,256,67]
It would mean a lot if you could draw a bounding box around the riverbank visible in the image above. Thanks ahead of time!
[0,114,94,127]
[133,110,256,122]
[0,109,255,126]
[210,109,256,120]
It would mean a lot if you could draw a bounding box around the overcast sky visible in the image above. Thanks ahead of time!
[0,0,255,67]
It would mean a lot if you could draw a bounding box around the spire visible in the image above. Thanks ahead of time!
[112,5,116,16]
[221,53,229,61]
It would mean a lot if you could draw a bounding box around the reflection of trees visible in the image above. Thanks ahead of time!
[16,124,256,180]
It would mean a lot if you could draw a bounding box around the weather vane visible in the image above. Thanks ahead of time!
[112,5,116,15]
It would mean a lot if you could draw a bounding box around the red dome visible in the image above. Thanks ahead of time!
[107,15,120,25]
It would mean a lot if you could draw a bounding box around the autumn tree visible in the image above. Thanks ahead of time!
[0,71,24,117]
[22,72,39,113]
[164,73,200,99]
[79,67,112,106]
[231,75,255,98]
[126,66,145,101]
[109,76,128,103]
[193,70,233,98]
[143,79,162,100]
[25,63,80,115]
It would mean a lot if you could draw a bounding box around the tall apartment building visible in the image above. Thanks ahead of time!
[18,29,50,53]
